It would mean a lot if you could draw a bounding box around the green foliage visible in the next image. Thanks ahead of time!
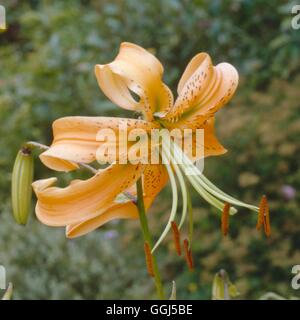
[0,0,299,299]
[0,212,153,299]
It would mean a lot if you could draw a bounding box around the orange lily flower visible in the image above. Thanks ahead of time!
[32,42,256,243]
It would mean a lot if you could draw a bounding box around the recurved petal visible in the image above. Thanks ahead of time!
[174,62,238,129]
[65,164,168,238]
[95,42,173,121]
[32,163,144,226]
[39,156,79,172]
[162,52,238,129]
[95,64,140,111]
[162,53,214,121]
[177,53,212,94]
[40,116,156,171]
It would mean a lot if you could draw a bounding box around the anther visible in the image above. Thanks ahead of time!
[171,221,182,256]
[256,195,266,230]
[257,195,271,237]
[221,202,230,236]
[263,196,271,237]
[144,242,154,277]
[183,239,194,271]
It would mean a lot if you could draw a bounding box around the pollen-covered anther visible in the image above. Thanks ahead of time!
[257,195,271,237]
[183,239,194,271]
[171,221,182,256]
[221,202,230,236]
[144,241,155,277]
[263,196,271,237]
[256,195,266,230]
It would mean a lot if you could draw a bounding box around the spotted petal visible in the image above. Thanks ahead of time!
[162,53,238,129]
[40,116,157,171]
[163,53,214,121]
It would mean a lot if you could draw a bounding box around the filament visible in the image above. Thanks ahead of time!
[171,141,258,213]
[165,143,188,229]
[152,147,178,253]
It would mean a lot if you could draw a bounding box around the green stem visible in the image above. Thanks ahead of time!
[136,177,165,300]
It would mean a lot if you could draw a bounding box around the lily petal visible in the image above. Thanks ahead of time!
[191,117,227,159]
[32,163,144,226]
[143,164,169,208]
[163,53,238,129]
[177,53,212,94]
[95,42,173,121]
[40,116,157,171]
[65,164,168,238]
[163,53,213,120]
[66,201,138,238]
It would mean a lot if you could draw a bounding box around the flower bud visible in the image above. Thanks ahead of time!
[212,269,239,300]
[169,281,176,300]
[2,283,13,300]
[11,147,34,225]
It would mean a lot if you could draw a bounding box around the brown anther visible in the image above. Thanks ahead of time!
[263,196,271,237]
[221,202,230,236]
[171,221,182,256]
[256,195,266,230]
[183,239,194,271]
[257,195,271,237]
[144,242,154,277]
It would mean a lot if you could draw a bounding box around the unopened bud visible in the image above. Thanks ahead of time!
[169,281,176,300]
[11,147,34,225]
[212,269,239,300]
[2,282,13,300]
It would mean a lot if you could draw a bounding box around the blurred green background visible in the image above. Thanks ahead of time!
[0,0,299,299]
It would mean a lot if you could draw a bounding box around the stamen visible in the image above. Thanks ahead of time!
[166,143,188,229]
[256,195,266,230]
[144,242,154,277]
[171,221,182,256]
[263,196,271,237]
[152,150,178,253]
[184,169,236,214]
[171,139,237,215]
[171,140,258,213]
[256,195,271,237]
[183,239,194,271]
[171,141,237,213]
[221,202,230,236]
